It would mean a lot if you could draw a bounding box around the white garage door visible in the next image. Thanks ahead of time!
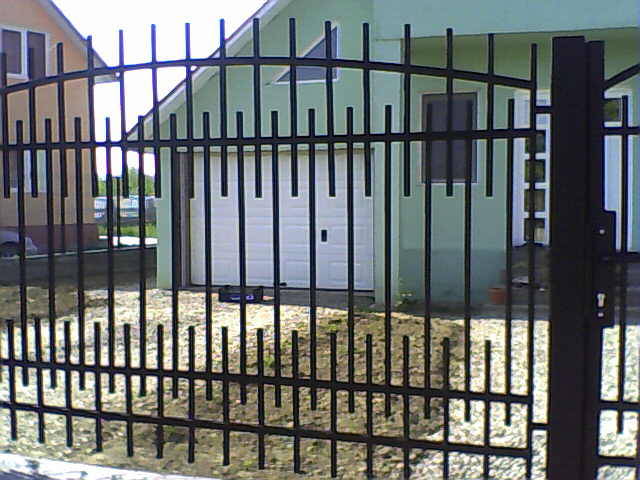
[190,149,374,290]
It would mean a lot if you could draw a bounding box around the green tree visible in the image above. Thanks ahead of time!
[97,167,155,197]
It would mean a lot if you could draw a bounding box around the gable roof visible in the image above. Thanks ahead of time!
[37,0,115,82]
[129,0,294,138]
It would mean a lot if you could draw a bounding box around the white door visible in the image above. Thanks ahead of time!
[513,91,633,250]
[190,149,374,290]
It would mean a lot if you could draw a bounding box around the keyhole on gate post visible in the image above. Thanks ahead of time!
[596,292,607,318]
[321,229,328,242]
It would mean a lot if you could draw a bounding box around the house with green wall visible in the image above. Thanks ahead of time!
[140,0,640,305]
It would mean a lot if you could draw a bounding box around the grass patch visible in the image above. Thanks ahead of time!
[98,222,158,238]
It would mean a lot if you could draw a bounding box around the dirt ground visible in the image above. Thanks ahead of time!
[0,278,636,479]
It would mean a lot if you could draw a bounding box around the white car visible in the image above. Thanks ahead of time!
[0,229,38,258]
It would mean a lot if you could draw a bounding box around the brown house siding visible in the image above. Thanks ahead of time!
[0,0,101,252]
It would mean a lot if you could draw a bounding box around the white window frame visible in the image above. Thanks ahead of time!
[514,90,551,246]
[513,88,634,249]
[9,150,48,193]
[271,24,341,85]
[0,24,49,80]
[603,87,635,251]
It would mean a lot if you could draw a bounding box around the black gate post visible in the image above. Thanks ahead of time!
[548,36,593,479]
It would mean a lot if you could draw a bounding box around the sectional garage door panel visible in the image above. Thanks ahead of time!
[190,150,374,290]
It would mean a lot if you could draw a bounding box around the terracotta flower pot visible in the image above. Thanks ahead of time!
[488,286,507,305]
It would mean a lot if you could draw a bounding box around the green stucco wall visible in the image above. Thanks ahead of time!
[156,0,376,289]
[154,0,640,307]
[373,0,639,39]
[396,29,640,304]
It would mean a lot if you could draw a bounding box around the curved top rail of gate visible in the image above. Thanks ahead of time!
[0,18,542,201]
[0,20,537,95]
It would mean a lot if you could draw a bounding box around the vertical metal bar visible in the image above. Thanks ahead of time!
[219,20,229,198]
[202,113,213,401]
[482,340,492,478]
[55,43,67,191]
[105,118,116,394]
[271,111,282,407]
[616,96,630,433]
[548,36,592,480]
[136,116,148,397]
[221,326,230,465]
[346,107,356,413]
[155,325,165,459]
[185,23,195,200]
[402,336,411,479]
[365,334,374,478]
[118,30,129,197]
[187,326,196,463]
[583,39,611,480]
[308,108,318,410]
[63,321,73,446]
[442,338,451,479]
[86,37,98,199]
[16,121,29,387]
[330,332,338,478]
[289,19,299,198]
[150,25,162,197]
[292,330,301,474]
[45,115,57,389]
[236,111,248,405]
[27,47,38,197]
[56,43,69,256]
[485,34,495,197]
[34,317,45,443]
[423,105,433,418]
[124,324,134,457]
[362,24,372,198]
[384,105,393,417]
[257,329,266,469]
[169,114,180,399]
[6,320,17,439]
[505,100,515,425]
[116,177,122,248]
[1,53,9,199]
[445,28,454,197]
[72,118,85,390]
[463,99,473,421]
[93,322,103,452]
[253,18,263,199]
[525,43,538,479]
[403,24,412,198]
[325,21,336,198]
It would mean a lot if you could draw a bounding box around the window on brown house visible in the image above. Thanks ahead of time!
[1,28,46,79]
[27,32,46,79]
[2,29,22,74]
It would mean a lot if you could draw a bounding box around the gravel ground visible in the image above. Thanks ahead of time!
[0,283,637,479]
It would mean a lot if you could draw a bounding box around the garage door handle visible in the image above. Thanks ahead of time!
[321,229,328,242]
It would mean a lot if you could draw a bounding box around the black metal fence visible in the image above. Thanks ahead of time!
[0,19,637,480]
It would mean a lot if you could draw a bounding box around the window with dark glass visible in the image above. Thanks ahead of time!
[276,27,339,83]
[27,32,46,79]
[1,28,46,78]
[2,29,22,74]
[422,92,478,183]
[604,98,622,122]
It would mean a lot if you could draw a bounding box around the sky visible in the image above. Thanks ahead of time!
[53,0,266,176]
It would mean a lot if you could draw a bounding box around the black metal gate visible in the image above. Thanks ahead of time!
[0,20,637,480]
[549,37,640,480]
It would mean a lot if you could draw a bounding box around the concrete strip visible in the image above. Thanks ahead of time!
[0,453,216,480]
